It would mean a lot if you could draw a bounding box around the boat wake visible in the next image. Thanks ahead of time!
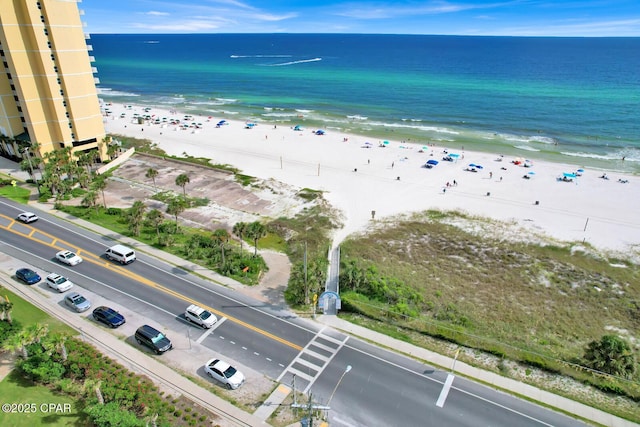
[266,58,322,66]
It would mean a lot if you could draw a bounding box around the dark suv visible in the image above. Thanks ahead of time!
[134,325,172,354]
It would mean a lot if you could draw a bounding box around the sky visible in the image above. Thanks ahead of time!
[81,0,640,37]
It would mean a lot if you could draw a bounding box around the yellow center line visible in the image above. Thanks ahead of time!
[0,214,302,351]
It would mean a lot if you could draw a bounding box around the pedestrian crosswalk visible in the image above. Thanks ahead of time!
[277,327,349,393]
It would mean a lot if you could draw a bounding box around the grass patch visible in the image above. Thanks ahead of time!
[1,288,75,336]
[0,183,32,204]
[0,370,90,427]
[257,232,287,252]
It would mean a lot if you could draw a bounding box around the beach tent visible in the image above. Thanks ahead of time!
[293,125,303,131]
[425,159,439,168]
[315,129,325,135]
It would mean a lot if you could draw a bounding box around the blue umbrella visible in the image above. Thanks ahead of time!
[528,171,536,175]
[475,164,484,169]
[449,153,460,158]
[563,172,577,178]
[468,163,477,168]
[577,168,585,173]
[426,159,439,165]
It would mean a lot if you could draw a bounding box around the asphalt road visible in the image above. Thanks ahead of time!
[0,199,587,427]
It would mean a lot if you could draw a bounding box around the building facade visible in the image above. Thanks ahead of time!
[0,0,106,164]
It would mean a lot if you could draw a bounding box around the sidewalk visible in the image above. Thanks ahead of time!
[1,156,636,427]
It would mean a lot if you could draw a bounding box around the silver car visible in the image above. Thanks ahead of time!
[65,292,91,312]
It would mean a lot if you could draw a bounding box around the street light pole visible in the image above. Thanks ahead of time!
[327,365,352,407]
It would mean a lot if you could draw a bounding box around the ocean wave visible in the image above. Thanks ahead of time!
[295,109,314,114]
[97,87,140,97]
[561,151,639,162]
[347,115,368,120]
[262,112,302,118]
[368,121,460,135]
[514,145,541,152]
[266,58,322,66]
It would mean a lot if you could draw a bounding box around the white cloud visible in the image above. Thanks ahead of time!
[333,1,516,20]
[145,11,170,16]
[250,12,298,22]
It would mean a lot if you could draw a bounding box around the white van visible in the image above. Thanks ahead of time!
[105,244,136,264]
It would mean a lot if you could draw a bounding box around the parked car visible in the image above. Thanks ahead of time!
[56,250,83,266]
[16,268,41,285]
[65,292,91,312]
[45,273,73,292]
[92,306,126,328]
[185,304,217,328]
[17,212,39,223]
[204,358,245,389]
[134,325,172,354]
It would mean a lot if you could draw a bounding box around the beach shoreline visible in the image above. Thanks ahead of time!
[101,101,640,257]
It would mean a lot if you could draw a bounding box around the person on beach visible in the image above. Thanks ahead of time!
[392,161,395,169]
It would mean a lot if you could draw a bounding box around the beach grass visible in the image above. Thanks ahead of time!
[338,211,640,409]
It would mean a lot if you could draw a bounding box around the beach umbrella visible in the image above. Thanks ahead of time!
[563,172,577,178]
[528,171,536,175]
[468,163,477,168]
[475,165,484,169]
[426,159,439,166]
[383,140,390,145]
[449,153,460,158]
[577,168,585,173]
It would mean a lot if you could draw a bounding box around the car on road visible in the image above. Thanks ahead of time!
[64,292,91,312]
[17,212,39,223]
[134,325,172,354]
[92,306,126,328]
[16,268,41,285]
[56,250,83,266]
[185,304,217,328]
[204,358,245,389]
[45,273,73,292]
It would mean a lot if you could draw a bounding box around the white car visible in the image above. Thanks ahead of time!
[185,304,217,328]
[45,273,73,292]
[17,212,39,223]
[56,250,83,266]
[204,358,245,389]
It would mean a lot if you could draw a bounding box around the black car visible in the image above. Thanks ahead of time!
[134,325,172,354]
[92,306,126,328]
[16,268,42,285]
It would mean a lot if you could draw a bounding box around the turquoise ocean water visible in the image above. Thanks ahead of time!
[90,34,640,172]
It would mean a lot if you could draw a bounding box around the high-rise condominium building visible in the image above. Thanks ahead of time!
[0,0,107,164]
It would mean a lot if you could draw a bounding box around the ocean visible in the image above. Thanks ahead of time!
[90,34,640,172]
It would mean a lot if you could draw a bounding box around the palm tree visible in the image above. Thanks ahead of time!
[584,335,636,378]
[166,196,187,233]
[145,168,159,193]
[92,176,108,209]
[233,222,248,256]
[5,329,34,358]
[27,322,49,344]
[128,201,146,236]
[82,190,99,213]
[212,229,230,266]
[44,332,69,361]
[175,173,190,197]
[246,221,267,257]
[1,298,14,324]
[146,208,164,241]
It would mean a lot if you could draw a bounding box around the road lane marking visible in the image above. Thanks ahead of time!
[0,214,302,351]
[195,325,216,344]
[436,373,455,407]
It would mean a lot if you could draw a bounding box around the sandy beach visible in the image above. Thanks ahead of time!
[101,103,640,257]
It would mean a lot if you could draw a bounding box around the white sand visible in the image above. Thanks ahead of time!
[102,104,640,256]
